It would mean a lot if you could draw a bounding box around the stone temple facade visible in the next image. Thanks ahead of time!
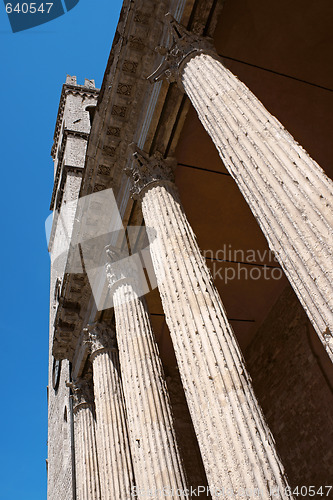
[47,1,333,499]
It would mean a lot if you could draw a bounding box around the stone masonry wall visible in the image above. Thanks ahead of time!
[246,285,333,490]
[48,83,97,500]
[48,174,82,500]
[47,360,73,500]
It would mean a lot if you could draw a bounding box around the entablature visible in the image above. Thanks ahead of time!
[52,0,224,361]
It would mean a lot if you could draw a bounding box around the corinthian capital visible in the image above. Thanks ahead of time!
[104,244,150,302]
[67,377,94,412]
[84,321,117,359]
[125,144,176,200]
[148,13,216,85]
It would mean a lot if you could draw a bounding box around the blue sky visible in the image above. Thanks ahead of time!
[0,1,122,498]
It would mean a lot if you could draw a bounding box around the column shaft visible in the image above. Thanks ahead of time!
[140,180,291,499]
[90,342,135,500]
[107,264,188,499]
[73,401,101,500]
[181,52,333,359]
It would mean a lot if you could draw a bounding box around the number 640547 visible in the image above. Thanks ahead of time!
[6,3,53,14]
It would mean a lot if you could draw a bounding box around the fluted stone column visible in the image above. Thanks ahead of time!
[125,148,292,500]
[149,14,333,361]
[69,378,101,500]
[85,322,135,500]
[105,249,189,499]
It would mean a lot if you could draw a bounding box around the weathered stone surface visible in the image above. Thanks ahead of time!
[180,51,333,361]
[246,285,333,490]
[129,151,291,499]
[106,254,189,499]
[70,378,101,500]
[165,367,211,496]
[47,360,73,500]
[85,322,135,500]
[48,80,99,500]
[48,2,333,498]
[148,13,214,85]
[126,146,176,199]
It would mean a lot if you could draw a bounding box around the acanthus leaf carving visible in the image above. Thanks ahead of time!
[148,13,215,85]
[125,143,176,200]
[83,321,117,358]
[104,246,141,293]
[67,376,94,410]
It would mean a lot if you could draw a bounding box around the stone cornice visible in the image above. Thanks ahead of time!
[53,272,89,360]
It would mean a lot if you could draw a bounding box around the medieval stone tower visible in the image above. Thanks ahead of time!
[47,76,98,500]
[47,1,333,499]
